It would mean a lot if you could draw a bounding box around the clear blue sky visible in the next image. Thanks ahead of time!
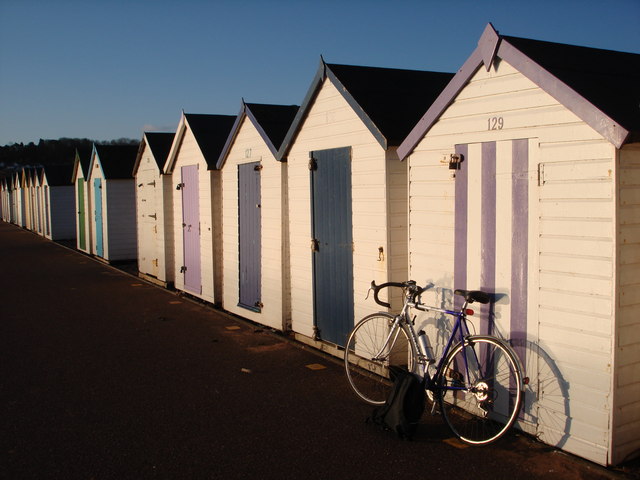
[1,0,639,146]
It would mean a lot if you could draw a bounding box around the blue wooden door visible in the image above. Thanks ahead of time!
[238,162,262,311]
[181,165,201,294]
[94,178,103,257]
[310,147,353,346]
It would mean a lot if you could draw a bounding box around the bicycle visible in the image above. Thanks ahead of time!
[344,280,526,445]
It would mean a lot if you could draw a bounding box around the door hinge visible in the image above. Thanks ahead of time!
[311,238,319,252]
[180,265,187,273]
[254,164,263,171]
[538,163,545,186]
[255,301,264,309]
[308,157,317,171]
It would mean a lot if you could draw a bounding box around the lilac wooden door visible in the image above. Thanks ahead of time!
[181,165,201,294]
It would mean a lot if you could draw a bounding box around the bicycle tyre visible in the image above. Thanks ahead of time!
[344,312,416,405]
[436,336,523,445]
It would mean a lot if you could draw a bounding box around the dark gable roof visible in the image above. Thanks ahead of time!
[217,102,299,168]
[277,60,454,158]
[95,144,140,179]
[145,132,175,170]
[326,63,454,146]
[75,146,92,178]
[398,24,640,159]
[246,103,299,153]
[502,35,640,136]
[185,114,237,168]
[44,164,75,186]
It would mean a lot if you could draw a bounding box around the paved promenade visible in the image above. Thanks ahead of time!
[0,221,635,479]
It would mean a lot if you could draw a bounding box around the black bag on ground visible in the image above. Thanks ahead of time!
[368,365,425,439]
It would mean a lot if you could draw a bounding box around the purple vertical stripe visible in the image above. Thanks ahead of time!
[454,144,468,311]
[511,139,529,369]
[481,142,496,336]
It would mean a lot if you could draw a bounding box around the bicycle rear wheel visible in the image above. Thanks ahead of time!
[437,336,523,445]
[344,313,416,405]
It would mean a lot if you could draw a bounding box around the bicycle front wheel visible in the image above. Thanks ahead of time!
[437,336,523,445]
[344,312,416,405]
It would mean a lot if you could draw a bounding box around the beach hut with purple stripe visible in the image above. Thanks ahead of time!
[133,131,175,287]
[163,113,236,304]
[217,101,299,330]
[86,144,139,262]
[276,59,453,350]
[397,24,640,466]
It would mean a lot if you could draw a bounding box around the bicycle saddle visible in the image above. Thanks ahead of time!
[454,289,491,304]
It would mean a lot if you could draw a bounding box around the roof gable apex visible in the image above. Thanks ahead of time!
[217,101,300,169]
[398,24,638,159]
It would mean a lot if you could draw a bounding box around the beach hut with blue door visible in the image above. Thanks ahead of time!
[87,144,139,262]
[39,164,76,241]
[72,148,93,253]
[217,101,299,330]
[163,113,236,304]
[397,24,640,466]
[133,131,175,287]
[276,59,453,350]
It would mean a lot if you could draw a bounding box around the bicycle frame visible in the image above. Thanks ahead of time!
[372,288,480,395]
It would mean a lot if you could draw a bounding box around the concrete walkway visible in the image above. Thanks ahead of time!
[0,221,636,479]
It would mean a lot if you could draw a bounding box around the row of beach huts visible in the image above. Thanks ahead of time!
[1,25,639,466]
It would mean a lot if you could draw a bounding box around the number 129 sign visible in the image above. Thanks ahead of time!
[488,117,504,130]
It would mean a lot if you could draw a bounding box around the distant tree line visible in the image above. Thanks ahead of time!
[0,138,139,172]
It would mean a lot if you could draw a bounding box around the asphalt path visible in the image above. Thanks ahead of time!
[0,222,634,479]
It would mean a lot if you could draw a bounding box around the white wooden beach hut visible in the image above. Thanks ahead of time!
[86,144,139,262]
[39,164,76,241]
[163,113,236,304]
[276,59,453,349]
[397,24,640,466]
[72,148,93,253]
[13,171,24,227]
[132,131,175,287]
[12,171,23,226]
[0,177,8,222]
[24,168,38,232]
[35,167,46,236]
[217,101,299,330]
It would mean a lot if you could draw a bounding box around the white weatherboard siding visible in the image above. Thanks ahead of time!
[614,144,640,464]
[287,78,408,341]
[105,179,137,261]
[135,147,173,284]
[136,150,160,278]
[170,127,216,304]
[221,117,287,330]
[408,59,619,465]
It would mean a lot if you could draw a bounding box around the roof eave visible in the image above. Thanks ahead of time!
[276,59,327,161]
[498,39,631,149]
[164,113,187,174]
[324,65,387,150]
[216,102,248,170]
[132,135,148,177]
[397,47,484,160]
[398,23,632,159]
